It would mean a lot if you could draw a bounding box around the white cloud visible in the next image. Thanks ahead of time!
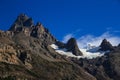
[78,32,120,48]
[63,32,120,48]
[62,34,73,43]
[62,29,81,43]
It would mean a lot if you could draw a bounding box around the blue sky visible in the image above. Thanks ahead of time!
[0,0,120,41]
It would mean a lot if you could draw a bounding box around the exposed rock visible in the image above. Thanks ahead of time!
[23,18,34,27]
[30,23,45,38]
[56,41,66,48]
[100,39,114,51]
[66,38,83,56]
[30,23,56,45]
[0,44,19,64]
[9,13,34,32]
[18,50,32,69]
[17,13,29,22]
[9,14,56,46]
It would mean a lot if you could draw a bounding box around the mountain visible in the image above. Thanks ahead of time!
[100,39,114,51]
[0,14,120,80]
[66,38,83,56]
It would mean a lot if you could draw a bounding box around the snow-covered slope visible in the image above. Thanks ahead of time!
[50,44,105,59]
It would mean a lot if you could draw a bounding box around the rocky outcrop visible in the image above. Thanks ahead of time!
[9,14,31,31]
[18,50,32,69]
[100,39,114,51]
[30,22,56,45]
[8,14,56,46]
[55,41,66,48]
[0,44,19,64]
[66,38,83,56]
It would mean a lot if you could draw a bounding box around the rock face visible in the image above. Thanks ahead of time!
[66,38,83,56]
[9,14,56,46]
[55,41,65,48]
[9,14,32,31]
[100,39,114,51]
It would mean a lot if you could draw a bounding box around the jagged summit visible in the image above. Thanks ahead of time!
[8,14,56,45]
[100,39,114,51]
[17,13,29,22]
[36,22,41,26]
[66,38,83,56]
[9,14,34,31]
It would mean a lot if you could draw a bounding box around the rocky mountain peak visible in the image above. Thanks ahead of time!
[103,38,107,42]
[66,38,77,48]
[35,22,45,33]
[8,14,56,46]
[9,14,34,31]
[100,39,114,51]
[17,13,29,22]
[36,22,41,26]
[66,38,83,56]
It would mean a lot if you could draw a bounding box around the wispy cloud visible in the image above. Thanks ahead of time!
[63,32,120,48]
[62,29,81,43]
[62,34,73,43]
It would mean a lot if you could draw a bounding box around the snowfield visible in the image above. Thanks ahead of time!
[50,44,106,59]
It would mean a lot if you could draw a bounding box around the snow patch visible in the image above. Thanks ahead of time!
[50,44,81,58]
[50,44,58,49]
[80,48,104,59]
[50,44,105,59]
